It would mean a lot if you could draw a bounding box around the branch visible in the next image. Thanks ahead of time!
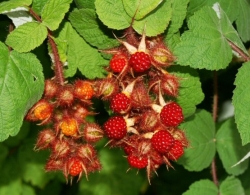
[227,40,250,62]
[29,8,64,85]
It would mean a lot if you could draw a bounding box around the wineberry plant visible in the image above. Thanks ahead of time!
[0,0,250,195]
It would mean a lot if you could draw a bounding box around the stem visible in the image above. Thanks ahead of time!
[227,40,250,62]
[211,71,219,190]
[47,31,65,85]
[29,8,64,85]
[8,23,14,51]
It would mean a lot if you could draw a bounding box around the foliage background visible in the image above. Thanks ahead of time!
[0,0,250,194]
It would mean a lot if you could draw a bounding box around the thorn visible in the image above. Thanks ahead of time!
[126,168,131,173]
[158,82,166,106]
[113,32,137,54]
[138,24,147,52]
[146,159,151,185]
[104,139,113,147]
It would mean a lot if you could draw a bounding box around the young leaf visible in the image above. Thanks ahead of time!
[122,0,163,20]
[232,61,250,145]
[174,5,247,70]
[235,0,250,42]
[132,0,172,36]
[186,0,207,17]
[183,179,218,195]
[6,21,48,53]
[216,117,250,175]
[95,0,131,30]
[69,8,119,49]
[78,148,146,195]
[169,66,204,118]
[0,0,32,13]
[55,22,107,79]
[0,42,44,142]
[177,110,216,171]
[219,176,245,195]
[41,0,73,31]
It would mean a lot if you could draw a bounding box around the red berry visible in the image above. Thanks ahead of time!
[129,52,151,72]
[68,158,83,176]
[167,140,184,161]
[110,93,131,113]
[127,154,148,169]
[160,102,184,127]
[151,130,174,154]
[103,116,127,140]
[110,54,128,73]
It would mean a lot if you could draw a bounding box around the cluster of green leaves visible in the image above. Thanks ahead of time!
[0,0,250,194]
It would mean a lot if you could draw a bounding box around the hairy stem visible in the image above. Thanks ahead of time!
[29,8,64,85]
[211,71,219,191]
[227,40,250,62]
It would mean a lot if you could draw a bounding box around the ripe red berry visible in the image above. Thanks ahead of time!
[110,93,131,113]
[160,102,184,127]
[151,130,174,154]
[127,154,148,169]
[103,116,127,140]
[129,52,151,72]
[109,54,128,73]
[167,140,184,161]
[68,158,83,176]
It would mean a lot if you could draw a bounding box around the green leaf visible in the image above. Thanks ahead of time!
[18,139,56,188]
[178,110,216,171]
[41,0,73,31]
[166,0,189,36]
[56,22,107,79]
[206,0,239,22]
[73,0,95,9]
[95,0,131,30]
[132,0,172,36]
[235,0,250,42]
[6,22,48,52]
[174,5,246,70]
[69,8,119,49]
[183,179,218,195]
[169,66,204,118]
[216,118,250,175]
[0,42,44,142]
[219,176,245,195]
[78,148,146,195]
[232,62,250,145]
[31,0,49,15]
[0,0,32,13]
[122,0,163,20]
[186,0,207,17]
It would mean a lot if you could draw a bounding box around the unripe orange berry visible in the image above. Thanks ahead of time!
[74,80,94,100]
[60,118,78,136]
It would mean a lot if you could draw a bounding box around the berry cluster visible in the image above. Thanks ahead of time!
[25,79,103,183]
[100,29,188,182]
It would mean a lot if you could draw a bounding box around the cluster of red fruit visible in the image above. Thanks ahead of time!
[101,29,189,182]
[25,79,103,183]
[25,28,188,183]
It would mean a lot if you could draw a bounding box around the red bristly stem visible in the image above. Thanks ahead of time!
[211,71,219,190]
[29,8,64,85]
[227,40,250,62]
